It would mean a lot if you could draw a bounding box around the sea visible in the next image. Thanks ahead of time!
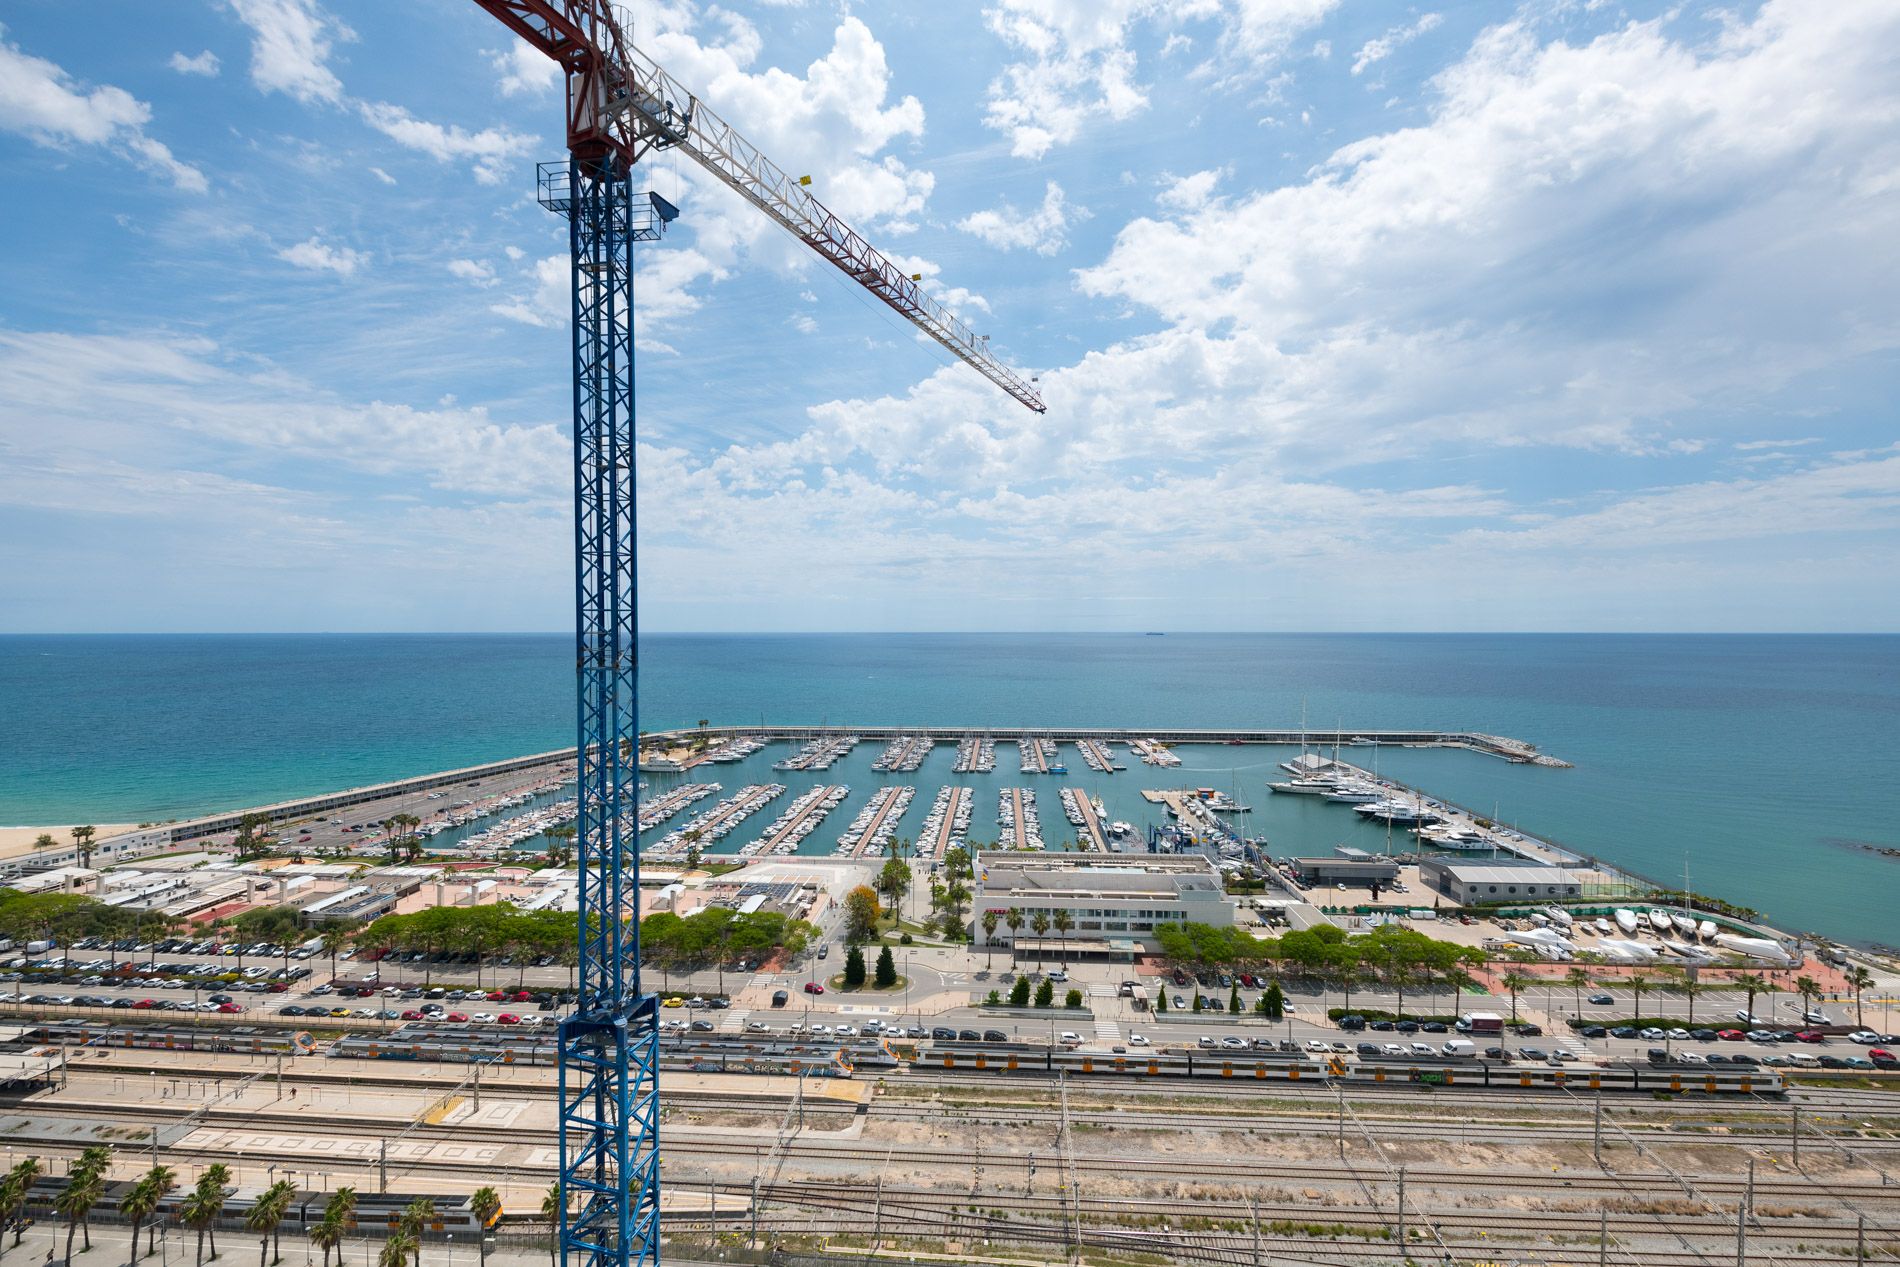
[1,633,1895,946]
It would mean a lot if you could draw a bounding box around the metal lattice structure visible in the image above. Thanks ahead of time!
[465,6,1043,1267]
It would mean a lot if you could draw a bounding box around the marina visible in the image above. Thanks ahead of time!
[635,782,721,832]
[742,783,848,858]
[771,734,859,772]
[1130,737,1184,767]
[834,785,914,858]
[1058,786,1109,850]
[951,735,995,773]
[999,787,1042,849]
[1016,736,1061,774]
[1076,737,1123,773]
[920,785,972,860]
[871,735,932,773]
[650,783,785,858]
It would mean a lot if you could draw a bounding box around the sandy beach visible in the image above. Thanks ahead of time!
[0,824,136,862]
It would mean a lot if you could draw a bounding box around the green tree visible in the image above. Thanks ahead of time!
[57,1144,112,1262]
[1795,975,1822,1021]
[246,1180,294,1267]
[1064,987,1083,1009]
[1190,992,1203,1014]
[309,1219,343,1267]
[980,911,999,965]
[71,825,97,869]
[539,1186,563,1267]
[1628,974,1651,1021]
[1003,908,1024,957]
[468,1187,500,1267]
[129,1164,176,1262]
[198,1165,231,1262]
[1010,976,1031,1007]
[842,945,866,989]
[1155,988,1168,1013]
[375,1231,415,1267]
[1264,979,1285,1021]
[875,858,911,917]
[1229,982,1241,1013]
[1034,978,1054,1008]
[1051,909,1073,968]
[1564,967,1592,1016]
[1029,911,1050,968]
[0,1157,43,1254]
[398,1199,436,1267]
[1847,965,1874,1028]
[844,886,881,945]
[1499,971,1532,1023]
[120,1176,160,1267]
[874,945,897,989]
[1734,973,1768,1025]
[316,1187,355,1267]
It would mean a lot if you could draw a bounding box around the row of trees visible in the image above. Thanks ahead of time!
[0,1148,502,1267]
[639,907,817,993]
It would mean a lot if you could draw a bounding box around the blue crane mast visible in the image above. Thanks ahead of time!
[462,8,1044,1267]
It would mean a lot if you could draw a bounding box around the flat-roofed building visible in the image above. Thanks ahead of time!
[972,851,1236,951]
[1419,859,1581,905]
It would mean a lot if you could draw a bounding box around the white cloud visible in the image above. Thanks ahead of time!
[489,42,559,98]
[367,165,395,185]
[226,0,350,105]
[1353,12,1443,76]
[169,50,221,77]
[277,236,365,276]
[957,182,1081,255]
[980,1,1338,158]
[448,258,496,285]
[356,102,534,185]
[1157,168,1224,213]
[0,26,207,191]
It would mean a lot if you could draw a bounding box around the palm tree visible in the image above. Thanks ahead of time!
[1003,909,1024,963]
[1564,967,1591,1016]
[133,1165,176,1261]
[540,1184,563,1267]
[199,1165,231,1262]
[468,1189,501,1267]
[1847,966,1874,1028]
[1795,975,1823,1023]
[245,1181,293,1267]
[0,1157,42,1255]
[59,1144,112,1260]
[317,1188,355,1267]
[1029,912,1050,968]
[1051,910,1073,968]
[397,1198,436,1267]
[180,1184,221,1267]
[1735,973,1769,1025]
[375,1231,415,1267]
[121,1177,159,1267]
[1499,971,1531,1023]
[72,825,97,869]
[980,912,999,965]
[1628,974,1651,1021]
[309,1219,342,1267]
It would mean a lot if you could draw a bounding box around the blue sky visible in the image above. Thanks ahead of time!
[1,0,1896,632]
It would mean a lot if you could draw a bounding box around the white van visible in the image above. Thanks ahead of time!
[1786,1052,1822,1068]
[1441,1038,1477,1058]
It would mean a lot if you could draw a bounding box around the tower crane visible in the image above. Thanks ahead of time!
[459,7,1043,1267]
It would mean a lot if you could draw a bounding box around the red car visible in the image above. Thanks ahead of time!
[803,982,824,995]
[1795,1031,1825,1043]
[400,1010,423,1020]
[216,1003,242,1014]
[1716,1029,1745,1040]
[131,999,156,1009]
[497,1013,520,1025]
[513,990,532,1002]
[447,1012,468,1022]
[486,990,507,1002]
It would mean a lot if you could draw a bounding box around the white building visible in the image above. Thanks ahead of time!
[972,851,1236,953]
[1419,859,1582,905]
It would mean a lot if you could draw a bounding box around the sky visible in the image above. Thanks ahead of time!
[0,0,1897,633]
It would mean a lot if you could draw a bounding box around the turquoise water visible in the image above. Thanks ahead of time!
[1,633,1895,944]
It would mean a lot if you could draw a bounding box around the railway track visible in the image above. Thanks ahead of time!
[8,1097,1896,1205]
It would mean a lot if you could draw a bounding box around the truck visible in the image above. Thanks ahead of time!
[24,940,53,955]
[1456,1011,1504,1035]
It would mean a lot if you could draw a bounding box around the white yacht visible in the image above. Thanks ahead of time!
[1614,908,1640,934]
[1323,785,1383,804]
[1268,778,1337,795]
